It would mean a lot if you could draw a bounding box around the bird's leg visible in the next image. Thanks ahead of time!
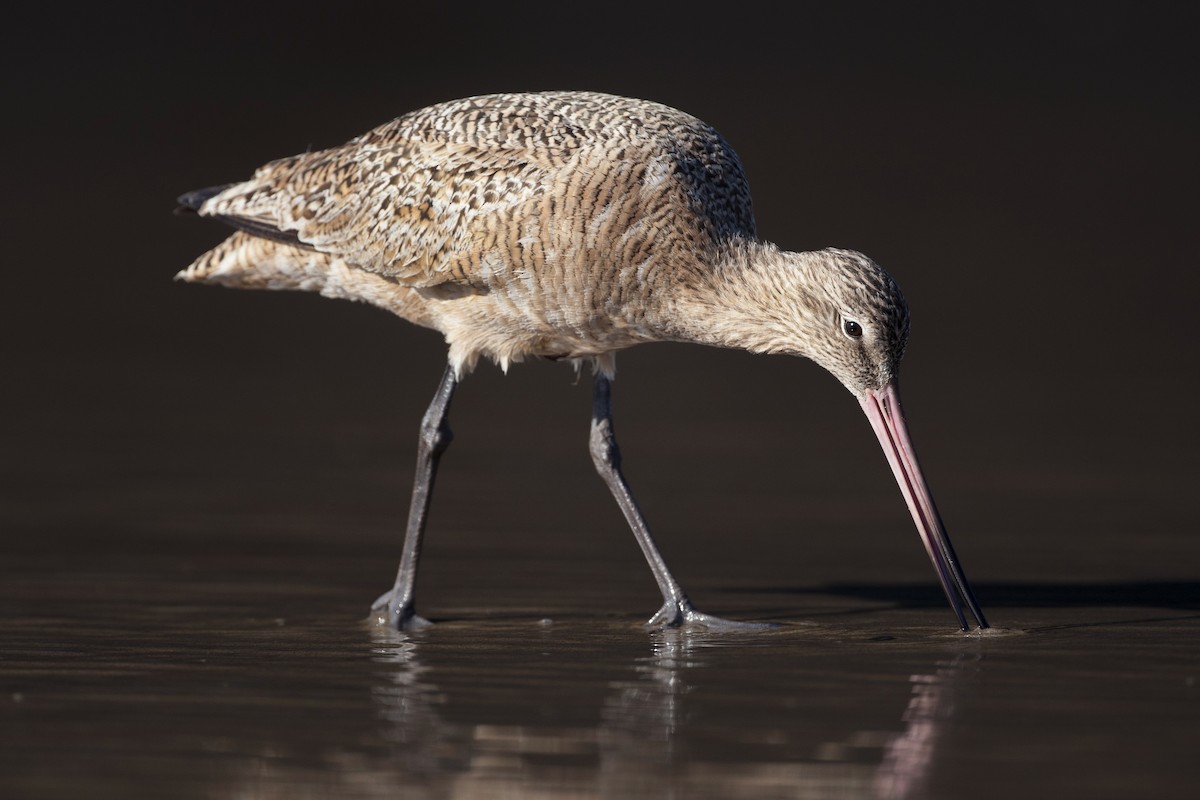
[371,363,458,630]
[589,375,770,631]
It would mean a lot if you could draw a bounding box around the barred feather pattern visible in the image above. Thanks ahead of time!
[179,91,910,392]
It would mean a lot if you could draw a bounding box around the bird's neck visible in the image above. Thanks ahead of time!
[652,240,817,356]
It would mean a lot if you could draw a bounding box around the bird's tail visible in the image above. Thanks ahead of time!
[176,231,352,292]
[175,231,436,327]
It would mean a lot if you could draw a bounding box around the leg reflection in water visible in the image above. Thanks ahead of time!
[362,623,982,799]
[368,627,466,789]
[598,628,697,796]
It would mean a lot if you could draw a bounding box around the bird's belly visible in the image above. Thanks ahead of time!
[422,290,656,373]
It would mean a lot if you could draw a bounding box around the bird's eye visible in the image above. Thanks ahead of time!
[843,320,863,338]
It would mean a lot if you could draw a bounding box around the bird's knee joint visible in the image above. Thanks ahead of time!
[418,417,453,455]
[589,420,619,471]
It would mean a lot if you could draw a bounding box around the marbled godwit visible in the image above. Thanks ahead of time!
[177,91,988,632]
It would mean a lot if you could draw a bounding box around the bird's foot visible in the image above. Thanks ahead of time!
[646,599,776,632]
[370,590,432,631]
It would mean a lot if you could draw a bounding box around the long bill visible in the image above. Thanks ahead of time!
[859,382,989,630]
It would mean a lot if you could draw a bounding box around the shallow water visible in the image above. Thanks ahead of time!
[3,528,1197,800]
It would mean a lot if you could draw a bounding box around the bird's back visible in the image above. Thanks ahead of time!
[180,91,759,371]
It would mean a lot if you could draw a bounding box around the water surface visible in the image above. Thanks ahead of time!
[3,527,1196,799]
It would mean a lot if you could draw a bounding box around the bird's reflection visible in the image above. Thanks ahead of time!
[369,629,451,775]
[602,626,698,737]
[596,628,701,796]
[358,623,979,799]
[873,656,972,799]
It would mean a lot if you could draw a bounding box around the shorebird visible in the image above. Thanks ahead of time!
[177,91,988,632]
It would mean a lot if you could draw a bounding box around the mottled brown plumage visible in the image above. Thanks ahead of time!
[178,91,987,632]
[178,91,904,387]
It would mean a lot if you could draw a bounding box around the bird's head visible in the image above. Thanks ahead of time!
[780,248,911,399]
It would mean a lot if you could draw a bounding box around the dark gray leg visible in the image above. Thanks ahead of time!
[372,363,458,630]
[590,374,770,629]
